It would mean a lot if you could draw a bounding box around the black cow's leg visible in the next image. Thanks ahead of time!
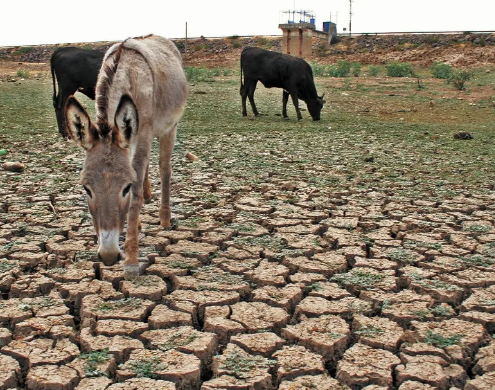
[55,91,69,138]
[247,81,260,117]
[55,82,78,138]
[241,83,249,117]
[282,91,289,119]
[290,92,303,120]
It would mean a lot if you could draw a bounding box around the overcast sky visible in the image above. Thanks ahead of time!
[1,0,494,47]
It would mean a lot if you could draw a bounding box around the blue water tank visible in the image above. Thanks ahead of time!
[310,18,315,25]
[323,21,330,33]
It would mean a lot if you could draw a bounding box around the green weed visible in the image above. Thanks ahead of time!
[80,349,111,377]
[431,62,454,79]
[386,61,414,77]
[124,356,166,379]
[332,269,385,288]
[424,330,464,347]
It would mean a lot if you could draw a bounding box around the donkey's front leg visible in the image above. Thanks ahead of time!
[159,125,177,228]
[124,147,150,279]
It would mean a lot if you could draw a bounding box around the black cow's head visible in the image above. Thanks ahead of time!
[307,94,326,121]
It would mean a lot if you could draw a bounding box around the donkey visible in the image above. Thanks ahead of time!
[65,35,187,279]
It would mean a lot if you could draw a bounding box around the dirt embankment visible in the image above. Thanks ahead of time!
[1,33,494,69]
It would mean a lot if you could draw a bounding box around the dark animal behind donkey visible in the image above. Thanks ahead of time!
[240,47,325,121]
[50,47,104,137]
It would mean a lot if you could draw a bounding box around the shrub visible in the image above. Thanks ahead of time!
[450,69,473,90]
[311,62,326,77]
[232,41,242,49]
[431,62,453,79]
[385,61,414,77]
[328,60,352,77]
[13,46,33,56]
[352,62,362,77]
[16,69,29,78]
[368,65,380,76]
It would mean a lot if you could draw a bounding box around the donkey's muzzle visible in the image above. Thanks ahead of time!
[98,230,122,266]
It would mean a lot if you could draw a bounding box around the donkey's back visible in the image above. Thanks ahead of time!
[99,34,187,140]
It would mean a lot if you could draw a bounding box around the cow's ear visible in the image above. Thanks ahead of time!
[65,96,97,150]
[114,94,138,149]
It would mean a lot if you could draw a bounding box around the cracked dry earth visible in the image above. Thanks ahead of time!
[1,79,495,389]
[2,150,495,390]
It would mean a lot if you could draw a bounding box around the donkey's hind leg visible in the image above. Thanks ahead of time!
[143,164,152,204]
[159,125,177,228]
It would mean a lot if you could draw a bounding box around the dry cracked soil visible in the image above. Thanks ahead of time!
[1,34,495,390]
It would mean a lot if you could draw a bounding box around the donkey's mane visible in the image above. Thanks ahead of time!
[95,40,126,136]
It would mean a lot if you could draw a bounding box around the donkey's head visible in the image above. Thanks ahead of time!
[65,95,138,266]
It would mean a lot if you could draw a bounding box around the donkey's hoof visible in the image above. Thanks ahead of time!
[124,264,141,280]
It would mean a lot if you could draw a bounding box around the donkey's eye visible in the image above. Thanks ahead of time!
[83,185,92,198]
[122,183,132,197]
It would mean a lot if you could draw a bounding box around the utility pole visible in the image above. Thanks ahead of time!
[349,0,353,36]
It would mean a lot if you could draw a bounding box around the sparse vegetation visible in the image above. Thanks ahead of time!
[424,330,464,347]
[389,248,417,264]
[355,326,384,338]
[450,69,473,90]
[368,65,381,76]
[80,349,111,377]
[96,298,142,312]
[431,62,454,79]
[332,269,386,288]
[158,332,199,351]
[16,69,30,79]
[122,356,166,379]
[385,61,414,77]
[221,349,275,379]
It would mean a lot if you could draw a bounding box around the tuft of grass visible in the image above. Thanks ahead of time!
[221,349,275,379]
[158,332,199,351]
[424,330,464,347]
[80,349,111,377]
[389,248,417,264]
[123,356,166,379]
[0,261,16,273]
[304,282,323,293]
[431,305,452,317]
[355,326,384,338]
[18,303,32,311]
[96,297,142,312]
[332,269,385,288]
[16,69,30,79]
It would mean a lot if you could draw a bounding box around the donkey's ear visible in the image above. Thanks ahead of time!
[65,96,97,150]
[114,95,138,149]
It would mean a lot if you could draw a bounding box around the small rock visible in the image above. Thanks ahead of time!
[185,152,199,161]
[2,161,25,172]
[454,132,473,140]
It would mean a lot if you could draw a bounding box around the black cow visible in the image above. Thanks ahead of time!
[240,47,325,121]
[50,47,104,137]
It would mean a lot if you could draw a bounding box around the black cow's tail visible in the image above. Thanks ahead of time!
[50,50,57,109]
[239,53,244,96]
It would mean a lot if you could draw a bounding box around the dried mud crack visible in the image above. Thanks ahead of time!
[1,44,495,389]
[2,157,494,389]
